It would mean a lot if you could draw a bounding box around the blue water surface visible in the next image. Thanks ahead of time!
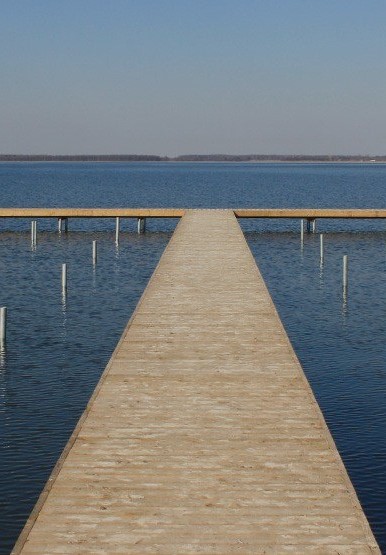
[0,162,386,553]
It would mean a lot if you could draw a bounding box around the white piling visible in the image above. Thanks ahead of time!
[343,255,348,289]
[300,219,304,243]
[62,263,67,293]
[58,217,63,233]
[312,219,316,233]
[0,307,7,347]
[137,217,146,234]
[92,240,97,264]
[320,234,324,262]
[31,221,37,244]
[115,217,120,245]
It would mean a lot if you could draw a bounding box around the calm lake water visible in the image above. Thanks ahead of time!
[0,162,386,553]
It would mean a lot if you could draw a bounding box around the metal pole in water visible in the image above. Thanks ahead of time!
[31,221,37,244]
[58,217,63,233]
[62,263,67,293]
[312,219,316,233]
[137,217,146,234]
[0,307,7,347]
[92,240,97,264]
[115,217,120,245]
[320,234,324,262]
[300,219,304,244]
[343,255,348,289]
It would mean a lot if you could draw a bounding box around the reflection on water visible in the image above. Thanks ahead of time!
[0,348,6,372]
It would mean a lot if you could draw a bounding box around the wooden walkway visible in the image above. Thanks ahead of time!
[1,207,386,219]
[12,210,380,554]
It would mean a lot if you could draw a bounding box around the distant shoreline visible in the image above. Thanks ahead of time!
[1,154,386,163]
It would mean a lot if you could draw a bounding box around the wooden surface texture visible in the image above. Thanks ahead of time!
[12,210,380,554]
[1,207,386,219]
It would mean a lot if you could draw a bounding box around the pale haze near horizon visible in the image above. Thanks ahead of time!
[1,0,386,156]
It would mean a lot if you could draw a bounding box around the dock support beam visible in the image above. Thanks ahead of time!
[306,218,316,233]
[137,217,146,234]
[58,218,68,233]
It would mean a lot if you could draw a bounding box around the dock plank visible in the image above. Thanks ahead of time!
[12,210,380,554]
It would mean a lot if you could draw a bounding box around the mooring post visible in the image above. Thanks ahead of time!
[312,219,316,233]
[320,234,324,263]
[92,240,97,265]
[137,217,146,234]
[31,221,37,245]
[115,217,120,245]
[58,217,68,233]
[300,219,304,245]
[0,307,7,347]
[62,263,67,293]
[343,255,348,289]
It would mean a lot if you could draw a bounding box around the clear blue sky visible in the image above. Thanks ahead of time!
[1,0,386,155]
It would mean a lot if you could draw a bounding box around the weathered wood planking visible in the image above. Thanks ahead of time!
[12,210,380,554]
[1,207,386,219]
[0,208,185,218]
[234,208,386,218]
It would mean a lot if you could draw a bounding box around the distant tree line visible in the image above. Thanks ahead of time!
[173,154,386,162]
[1,154,386,162]
[0,154,165,162]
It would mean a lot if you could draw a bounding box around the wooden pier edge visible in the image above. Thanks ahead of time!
[1,207,386,219]
[10,217,187,555]
[230,212,379,548]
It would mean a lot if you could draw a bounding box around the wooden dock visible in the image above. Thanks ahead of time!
[12,210,380,554]
[1,207,386,219]
[0,208,185,218]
